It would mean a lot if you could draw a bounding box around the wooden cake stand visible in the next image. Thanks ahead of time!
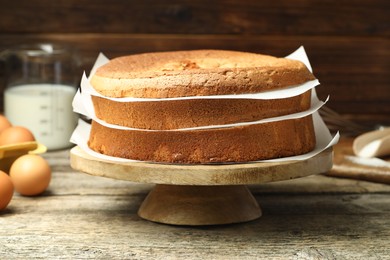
[70,146,333,226]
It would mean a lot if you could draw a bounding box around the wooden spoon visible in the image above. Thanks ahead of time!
[353,128,390,158]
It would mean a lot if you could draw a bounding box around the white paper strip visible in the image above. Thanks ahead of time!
[70,118,339,164]
[89,52,109,77]
[74,83,329,131]
[80,46,320,102]
[286,46,313,73]
[82,74,319,102]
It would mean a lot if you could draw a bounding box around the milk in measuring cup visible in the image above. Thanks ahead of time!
[4,84,78,150]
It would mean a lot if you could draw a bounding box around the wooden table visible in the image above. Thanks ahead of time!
[1,140,390,259]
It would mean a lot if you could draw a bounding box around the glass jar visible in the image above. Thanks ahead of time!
[1,43,80,150]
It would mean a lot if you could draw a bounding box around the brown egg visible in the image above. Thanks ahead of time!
[0,126,35,146]
[0,115,12,134]
[0,170,14,210]
[9,154,51,196]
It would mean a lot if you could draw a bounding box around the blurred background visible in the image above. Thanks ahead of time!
[0,0,389,135]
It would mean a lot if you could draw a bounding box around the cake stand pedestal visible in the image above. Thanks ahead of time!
[70,146,333,226]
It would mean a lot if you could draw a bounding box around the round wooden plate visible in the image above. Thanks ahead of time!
[70,146,333,225]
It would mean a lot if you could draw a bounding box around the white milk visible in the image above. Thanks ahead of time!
[4,84,78,150]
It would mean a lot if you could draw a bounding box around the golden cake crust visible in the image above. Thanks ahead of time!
[87,49,317,163]
[88,116,316,164]
[90,50,315,98]
[91,90,312,130]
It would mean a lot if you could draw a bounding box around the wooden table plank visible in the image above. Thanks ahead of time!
[1,147,390,259]
[2,190,389,259]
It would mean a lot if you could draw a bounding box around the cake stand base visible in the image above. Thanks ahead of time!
[138,184,261,225]
[70,146,333,226]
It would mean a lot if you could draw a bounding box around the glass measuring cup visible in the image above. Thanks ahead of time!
[1,43,80,150]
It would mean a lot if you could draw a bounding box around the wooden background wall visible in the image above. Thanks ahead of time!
[0,0,389,133]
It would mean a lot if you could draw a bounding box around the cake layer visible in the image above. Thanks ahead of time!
[90,50,315,98]
[91,90,311,130]
[88,115,316,164]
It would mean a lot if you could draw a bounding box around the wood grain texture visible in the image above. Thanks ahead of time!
[0,144,390,259]
[0,0,388,36]
[69,146,332,185]
[0,0,389,128]
[138,185,261,225]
